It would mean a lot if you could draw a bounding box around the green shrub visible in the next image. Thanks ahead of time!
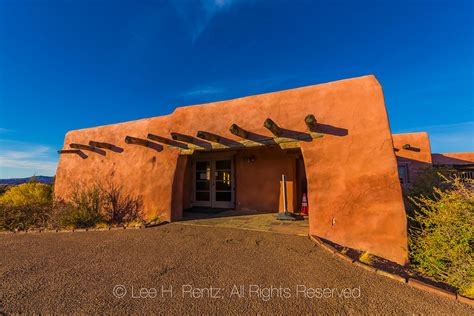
[57,185,104,228]
[408,177,474,296]
[0,182,52,207]
[0,183,52,231]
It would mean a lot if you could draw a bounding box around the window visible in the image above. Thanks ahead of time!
[398,165,408,187]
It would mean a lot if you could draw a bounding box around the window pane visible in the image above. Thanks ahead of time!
[196,181,210,190]
[215,160,231,170]
[216,181,231,191]
[196,161,210,171]
[215,191,231,201]
[196,172,210,180]
[215,171,231,182]
[196,191,210,201]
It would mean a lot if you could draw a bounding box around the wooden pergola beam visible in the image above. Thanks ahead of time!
[229,124,248,139]
[89,141,112,150]
[196,131,221,143]
[305,114,318,131]
[170,132,194,144]
[264,118,282,137]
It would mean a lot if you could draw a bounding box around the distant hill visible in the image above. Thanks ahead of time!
[0,176,54,185]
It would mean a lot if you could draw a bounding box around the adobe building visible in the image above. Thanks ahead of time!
[54,75,473,265]
[393,132,474,187]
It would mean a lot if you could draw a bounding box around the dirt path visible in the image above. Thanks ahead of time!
[0,224,472,314]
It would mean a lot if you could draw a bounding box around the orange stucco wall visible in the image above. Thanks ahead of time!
[55,75,408,264]
[392,132,433,186]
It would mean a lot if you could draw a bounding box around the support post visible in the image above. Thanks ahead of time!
[276,174,301,221]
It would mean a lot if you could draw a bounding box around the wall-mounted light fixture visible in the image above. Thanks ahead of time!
[246,155,256,163]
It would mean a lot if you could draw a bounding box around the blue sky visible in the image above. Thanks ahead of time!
[0,0,473,178]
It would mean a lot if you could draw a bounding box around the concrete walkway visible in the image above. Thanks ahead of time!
[178,210,309,236]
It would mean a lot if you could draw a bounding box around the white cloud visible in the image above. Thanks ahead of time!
[183,85,226,97]
[171,0,242,42]
[0,140,58,178]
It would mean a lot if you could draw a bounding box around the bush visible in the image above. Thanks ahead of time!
[0,185,9,196]
[56,185,104,229]
[0,204,51,231]
[102,185,143,225]
[0,182,52,207]
[0,183,52,231]
[408,177,474,296]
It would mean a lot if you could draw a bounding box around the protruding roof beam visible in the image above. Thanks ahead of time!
[125,136,162,152]
[125,136,151,147]
[58,149,82,154]
[147,133,188,149]
[88,141,124,153]
[57,149,88,159]
[305,114,318,131]
[229,124,248,139]
[70,143,106,155]
[264,118,282,137]
[196,131,221,143]
[170,132,194,143]
[89,141,112,150]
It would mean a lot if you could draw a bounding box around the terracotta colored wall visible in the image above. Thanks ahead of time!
[432,152,474,165]
[55,75,408,264]
[235,147,296,213]
[392,132,433,186]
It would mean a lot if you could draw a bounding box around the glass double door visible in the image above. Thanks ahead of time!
[194,158,234,209]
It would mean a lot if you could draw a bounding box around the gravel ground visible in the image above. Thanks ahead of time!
[0,224,472,314]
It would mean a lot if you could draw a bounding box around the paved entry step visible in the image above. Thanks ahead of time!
[178,210,309,236]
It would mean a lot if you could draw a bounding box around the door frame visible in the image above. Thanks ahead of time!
[192,153,236,209]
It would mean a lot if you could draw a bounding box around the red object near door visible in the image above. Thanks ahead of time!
[301,193,308,215]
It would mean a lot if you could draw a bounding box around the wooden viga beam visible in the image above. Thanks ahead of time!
[89,141,112,150]
[170,132,194,144]
[305,114,318,131]
[147,133,189,149]
[58,149,81,154]
[229,124,248,139]
[70,143,97,151]
[263,118,282,137]
[196,131,221,143]
[57,149,88,159]
[124,136,151,147]
[70,143,106,156]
